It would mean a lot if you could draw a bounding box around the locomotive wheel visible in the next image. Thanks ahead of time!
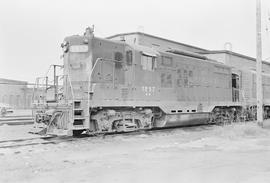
[153,115,167,128]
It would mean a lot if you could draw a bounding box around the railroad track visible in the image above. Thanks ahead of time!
[0,136,75,149]
[0,128,154,149]
[0,123,219,149]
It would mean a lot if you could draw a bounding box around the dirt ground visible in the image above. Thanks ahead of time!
[1,123,270,183]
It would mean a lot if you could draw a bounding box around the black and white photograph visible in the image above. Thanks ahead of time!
[1,0,270,182]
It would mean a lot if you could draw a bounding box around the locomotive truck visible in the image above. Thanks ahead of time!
[32,27,270,136]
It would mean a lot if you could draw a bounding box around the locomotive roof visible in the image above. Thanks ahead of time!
[124,40,230,68]
[65,35,127,46]
[92,36,160,56]
[94,36,127,45]
[126,43,160,57]
[158,49,231,68]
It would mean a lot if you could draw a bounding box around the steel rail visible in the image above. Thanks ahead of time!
[0,123,222,149]
[0,136,74,149]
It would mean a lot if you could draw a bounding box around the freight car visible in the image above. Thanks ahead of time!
[32,27,270,136]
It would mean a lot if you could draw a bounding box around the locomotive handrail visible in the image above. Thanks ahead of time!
[67,74,75,101]
[87,58,103,128]
[87,57,123,96]
[87,57,123,124]
[32,64,65,105]
[32,76,48,105]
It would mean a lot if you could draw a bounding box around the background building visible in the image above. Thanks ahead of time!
[0,78,33,109]
[198,50,270,72]
[107,32,207,53]
[108,32,270,72]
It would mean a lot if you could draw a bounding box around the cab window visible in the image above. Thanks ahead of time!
[141,54,156,71]
[126,50,133,65]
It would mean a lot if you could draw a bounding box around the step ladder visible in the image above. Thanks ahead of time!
[72,100,89,130]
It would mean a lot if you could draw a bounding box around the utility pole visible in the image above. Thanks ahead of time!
[256,0,263,125]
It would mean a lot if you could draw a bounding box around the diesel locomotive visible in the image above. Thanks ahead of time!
[32,27,270,136]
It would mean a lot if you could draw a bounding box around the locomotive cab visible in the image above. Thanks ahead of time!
[55,28,148,135]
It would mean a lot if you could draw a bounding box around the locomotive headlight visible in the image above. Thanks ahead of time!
[62,46,68,53]
[61,41,69,53]
[61,41,68,48]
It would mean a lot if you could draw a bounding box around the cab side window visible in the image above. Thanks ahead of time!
[141,54,156,71]
[114,52,123,68]
[126,50,133,66]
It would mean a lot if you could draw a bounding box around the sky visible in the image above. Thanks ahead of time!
[0,0,270,83]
